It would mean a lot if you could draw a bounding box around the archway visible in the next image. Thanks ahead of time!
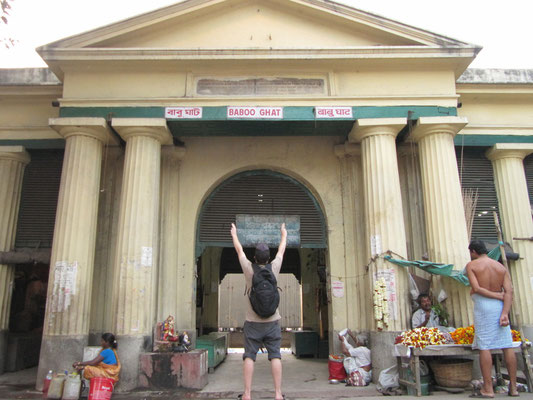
[195,170,328,356]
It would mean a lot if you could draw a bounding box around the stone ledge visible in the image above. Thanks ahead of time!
[139,350,208,390]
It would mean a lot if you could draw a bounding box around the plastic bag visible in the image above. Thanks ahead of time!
[377,365,399,393]
[343,357,357,375]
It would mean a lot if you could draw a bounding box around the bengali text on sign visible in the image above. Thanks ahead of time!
[165,107,203,119]
[314,106,353,119]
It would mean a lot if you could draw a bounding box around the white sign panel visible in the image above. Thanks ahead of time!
[332,280,345,298]
[371,234,382,256]
[227,106,283,119]
[141,246,153,267]
[165,107,203,119]
[51,261,78,313]
[375,268,398,321]
[315,107,353,119]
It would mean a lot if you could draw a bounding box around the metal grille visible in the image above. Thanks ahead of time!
[198,172,326,247]
[15,149,64,248]
[456,147,499,240]
[524,154,533,205]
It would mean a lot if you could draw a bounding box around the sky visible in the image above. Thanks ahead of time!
[0,0,532,69]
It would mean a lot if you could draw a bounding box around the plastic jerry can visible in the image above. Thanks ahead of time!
[47,373,66,399]
[62,373,82,400]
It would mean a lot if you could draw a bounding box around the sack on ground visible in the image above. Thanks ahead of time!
[328,355,347,381]
[377,365,399,393]
[249,263,280,318]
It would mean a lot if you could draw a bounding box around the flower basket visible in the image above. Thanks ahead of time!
[429,359,473,388]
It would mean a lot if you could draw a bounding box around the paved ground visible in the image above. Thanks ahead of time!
[1,353,532,399]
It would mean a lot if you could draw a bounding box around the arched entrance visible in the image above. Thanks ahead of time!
[195,170,328,354]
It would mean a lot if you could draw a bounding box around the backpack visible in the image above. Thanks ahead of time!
[248,263,280,318]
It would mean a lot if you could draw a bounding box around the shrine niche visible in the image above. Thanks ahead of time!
[153,315,191,353]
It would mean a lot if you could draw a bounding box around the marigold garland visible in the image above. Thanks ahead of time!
[395,327,447,349]
[450,326,528,345]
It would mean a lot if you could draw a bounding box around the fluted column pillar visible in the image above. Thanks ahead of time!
[349,118,410,332]
[111,118,172,390]
[158,146,186,323]
[0,146,30,374]
[410,116,472,327]
[486,143,533,337]
[37,118,117,388]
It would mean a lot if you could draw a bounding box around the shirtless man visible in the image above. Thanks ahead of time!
[466,240,518,398]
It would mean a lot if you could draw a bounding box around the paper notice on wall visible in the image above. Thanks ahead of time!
[141,247,153,267]
[375,268,398,321]
[371,235,382,256]
[332,280,344,298]
[51,261,78,312]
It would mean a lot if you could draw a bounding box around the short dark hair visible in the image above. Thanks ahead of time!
[255,243,270,264]
[469,240,488,255]
[417,293,430,304]
[102,332,117,349]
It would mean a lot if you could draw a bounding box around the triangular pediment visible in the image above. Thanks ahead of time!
[39,0,473,51]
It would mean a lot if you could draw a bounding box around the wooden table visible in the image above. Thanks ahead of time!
[395,343,532,397]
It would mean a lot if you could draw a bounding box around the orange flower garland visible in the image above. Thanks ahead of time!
[450,326,527,344]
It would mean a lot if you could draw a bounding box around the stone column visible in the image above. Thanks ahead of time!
[349,118,410,331]
[410,116,472,327]
[349,119,409,382]
[486,143,533,339]
[157,146,186,323]
[37,118,117,388]
[0,146,30,374]
[111,118,172,390]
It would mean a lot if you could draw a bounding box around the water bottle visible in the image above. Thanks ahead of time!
[43,370,53,398]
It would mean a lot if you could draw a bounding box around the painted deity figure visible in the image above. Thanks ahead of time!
[162,315,179,342]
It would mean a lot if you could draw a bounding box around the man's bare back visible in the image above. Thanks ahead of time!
[467,255,506,293]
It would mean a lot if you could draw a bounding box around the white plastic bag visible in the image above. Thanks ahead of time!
[343,357,357,375]
[377,365,399,393]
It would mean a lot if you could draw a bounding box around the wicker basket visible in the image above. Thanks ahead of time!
[429,359,473,388]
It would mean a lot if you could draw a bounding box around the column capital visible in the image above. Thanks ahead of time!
[0,146,30,165]
[409,116,467,143]
[348,118,407,143]
[334,142,360,158]
[486,143,533,161]
[49,118,119,145]
[161,145,186,161]
[112,118,173,145]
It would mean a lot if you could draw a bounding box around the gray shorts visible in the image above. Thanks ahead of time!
[243,320,281,361]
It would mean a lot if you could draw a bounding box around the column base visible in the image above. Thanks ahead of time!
[36,335,87,390]
[0,330,7,374]
[115,335,152,392]
[369,331,401,383]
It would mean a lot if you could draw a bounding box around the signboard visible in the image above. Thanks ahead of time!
[165,107,203,119]
[227,106,283,119]
[236,214,300,247]
[315,107,353,119]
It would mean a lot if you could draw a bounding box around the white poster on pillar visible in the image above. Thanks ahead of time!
[375,268,398,321]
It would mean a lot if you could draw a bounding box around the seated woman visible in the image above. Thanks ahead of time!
[73,333,121,382]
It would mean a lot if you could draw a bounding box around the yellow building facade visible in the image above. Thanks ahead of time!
[0,0,532,390]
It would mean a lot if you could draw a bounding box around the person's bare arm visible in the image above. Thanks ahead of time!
[466,262,504,300]
[339,335,351,357]
[500,269,513,326]
[73,354,103,369]
[275,223,287,259]
[230,223,245,259]
[347,329,358,346]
